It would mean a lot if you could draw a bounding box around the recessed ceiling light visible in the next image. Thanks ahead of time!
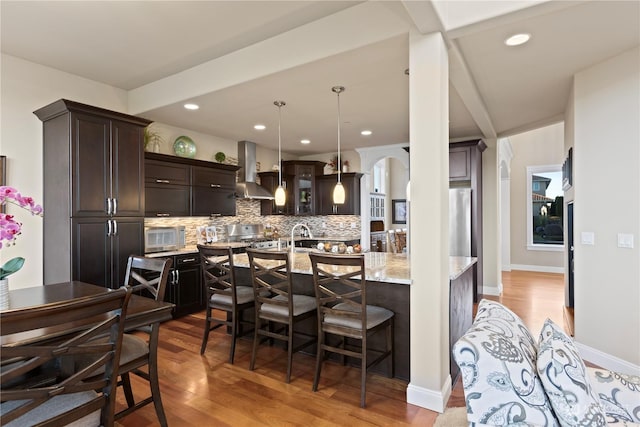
[361,130,372,136]
[505,33,531,47]
[184,103,199,110]
[254,124,266,130]
[300,139,311,145]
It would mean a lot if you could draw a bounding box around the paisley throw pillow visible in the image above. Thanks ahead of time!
[537,318,607,426]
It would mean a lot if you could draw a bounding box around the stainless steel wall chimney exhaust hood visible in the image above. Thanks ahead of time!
[236,140,275,200]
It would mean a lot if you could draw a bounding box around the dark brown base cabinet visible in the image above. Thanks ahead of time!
[164,253,204,318]
[35,99,150,287]
[72,217,145,289]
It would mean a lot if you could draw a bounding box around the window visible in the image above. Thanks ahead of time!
[372,159,385,194]
[527,165,564,251]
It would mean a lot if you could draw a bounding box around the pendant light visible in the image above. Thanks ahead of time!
[274,100,286,206]
[332,86,345,204]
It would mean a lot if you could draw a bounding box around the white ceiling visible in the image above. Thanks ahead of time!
[2,1,638,155]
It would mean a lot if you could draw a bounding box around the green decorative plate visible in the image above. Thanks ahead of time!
[173,136,196,158]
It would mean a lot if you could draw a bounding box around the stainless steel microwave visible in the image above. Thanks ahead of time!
[144,226,186,253]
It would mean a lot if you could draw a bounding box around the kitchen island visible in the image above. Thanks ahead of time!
[231,250,476,381]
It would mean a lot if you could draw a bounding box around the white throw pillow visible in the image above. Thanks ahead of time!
[588,367,640,424]
[453,299,558,426]
[537,318,607,426]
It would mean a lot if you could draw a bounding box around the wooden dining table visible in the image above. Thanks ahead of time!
[1,281,175,346]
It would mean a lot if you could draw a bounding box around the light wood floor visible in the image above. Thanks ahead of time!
[114,270,565,426]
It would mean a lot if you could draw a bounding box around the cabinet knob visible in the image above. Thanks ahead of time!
[106,198,112,215]
[112,198,117,216]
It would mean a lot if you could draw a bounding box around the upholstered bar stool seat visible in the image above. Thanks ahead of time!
[325,303,394,331]
[261,294,317,318]
[211,285,255,306]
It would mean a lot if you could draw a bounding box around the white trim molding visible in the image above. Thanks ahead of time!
[483,281,502,296]
[509,264,564,274]
[575,341,640,376]
[406,375,451,413]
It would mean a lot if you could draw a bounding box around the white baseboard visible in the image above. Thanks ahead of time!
[502,264,512,272]
[483,281,502,296]
[509,264,564,274]
[575,341,640,376]
[406,375,451,413]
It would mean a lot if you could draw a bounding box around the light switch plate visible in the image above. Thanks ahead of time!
[618,233,634,249]
[581,231,595,245]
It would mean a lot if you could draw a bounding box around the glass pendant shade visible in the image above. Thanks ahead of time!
[275,185,286,206]
[332,86,345,205]
[333,181,345,204]
[274,100,287,206]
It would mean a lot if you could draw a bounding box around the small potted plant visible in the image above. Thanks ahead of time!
[144,126,163,153]
[342,160,350,173]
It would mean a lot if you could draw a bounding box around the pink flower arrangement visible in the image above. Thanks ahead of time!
[0,186,43,249]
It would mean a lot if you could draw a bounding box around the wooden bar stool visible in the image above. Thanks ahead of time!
[198,244,255,363]
[309,252,394,408]
[246,248,317,383]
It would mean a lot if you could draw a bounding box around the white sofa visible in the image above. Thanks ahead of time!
[452,299,640,426]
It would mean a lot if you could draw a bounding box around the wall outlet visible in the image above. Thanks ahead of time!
[339,222,344,229]
[322,222,326,228]
[351,222,356,229]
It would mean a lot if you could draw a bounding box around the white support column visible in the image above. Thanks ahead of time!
[482,138,502,296]
[406,30,451,412]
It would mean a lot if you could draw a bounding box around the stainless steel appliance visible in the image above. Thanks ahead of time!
[235,140,275,200]
[449,188,472,256]
[226,223,286,249]
[145,226,186,253]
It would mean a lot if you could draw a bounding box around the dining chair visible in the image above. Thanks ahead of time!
[386,230,397,253]
[246,248,316,383]
[308,252,395,408]
[116,255,172,426]
[197,244,255,363]
[395,231,407,253]
[0,287,132,427]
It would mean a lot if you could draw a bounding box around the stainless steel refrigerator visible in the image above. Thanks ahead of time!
[449,188,472,256]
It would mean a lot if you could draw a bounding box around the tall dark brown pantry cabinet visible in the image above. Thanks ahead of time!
[35,99,151,288]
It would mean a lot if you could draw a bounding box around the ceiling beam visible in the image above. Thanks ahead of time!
[128,1,412,115]
[402,0,497,140]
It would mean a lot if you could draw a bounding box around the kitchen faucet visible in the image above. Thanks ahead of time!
[290,223,313,251]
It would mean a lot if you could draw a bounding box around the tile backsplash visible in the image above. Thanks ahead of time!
[145,199,361,246]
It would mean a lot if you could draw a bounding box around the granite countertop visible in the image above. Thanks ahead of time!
[147,245,475,285]
[145,242,250,258]
[449,256,477,280]
[287,236,360,243]
[232,250,411,285]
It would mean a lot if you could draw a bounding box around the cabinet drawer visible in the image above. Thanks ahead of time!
[145,159,190,185]
[192,166,235,189]
[175,253,199,268]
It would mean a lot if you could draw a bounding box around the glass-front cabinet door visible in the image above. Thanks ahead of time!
[283,161,324,215]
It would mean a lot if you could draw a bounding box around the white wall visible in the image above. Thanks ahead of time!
[147,122,292,174]
[572,47,640,368]
[389,157,409,229]
[508,122,565,271]
[0,54,129,289]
